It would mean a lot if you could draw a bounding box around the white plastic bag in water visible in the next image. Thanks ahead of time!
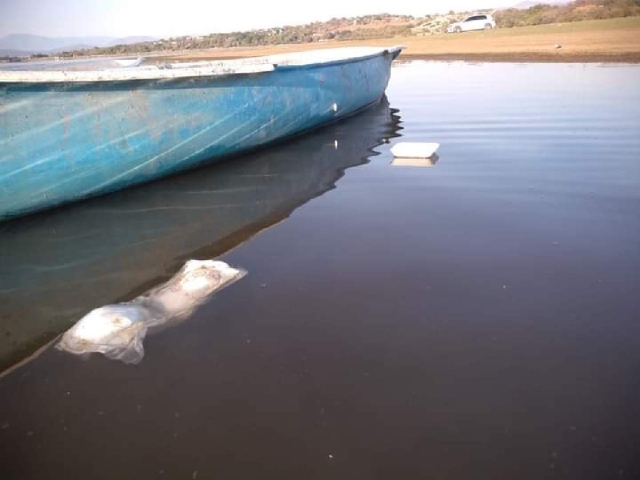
[57,260,246,364]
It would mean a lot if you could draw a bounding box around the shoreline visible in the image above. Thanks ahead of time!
[144,17,640,65]
[152,51,640,64]
[9,18,637,66]
[399,52,640,63]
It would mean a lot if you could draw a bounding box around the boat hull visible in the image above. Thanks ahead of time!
[0,49,397,220]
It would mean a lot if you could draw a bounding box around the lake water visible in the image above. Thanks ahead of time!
[1,61,639,479]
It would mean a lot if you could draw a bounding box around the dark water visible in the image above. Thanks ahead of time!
[1,62,639,479]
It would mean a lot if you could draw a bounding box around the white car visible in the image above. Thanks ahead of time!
[446,14,496,33]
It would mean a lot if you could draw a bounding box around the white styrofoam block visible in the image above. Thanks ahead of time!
[390,142,440,159]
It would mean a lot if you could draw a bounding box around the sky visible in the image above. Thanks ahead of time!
[0,0,517,38]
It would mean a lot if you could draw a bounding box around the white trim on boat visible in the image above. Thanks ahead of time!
[0,46,403,83]
[0,63,276,83]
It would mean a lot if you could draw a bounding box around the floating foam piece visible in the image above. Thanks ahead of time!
[390,142,440,159]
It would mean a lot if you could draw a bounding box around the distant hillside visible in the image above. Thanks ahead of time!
[72,13,417,56]
[496,0,640,28]
[80,2,640,57]
[0,34,159,56]
[0,49,31,57]
[107,36,160,47]
[4,2,640,60]
[511,0,571,9]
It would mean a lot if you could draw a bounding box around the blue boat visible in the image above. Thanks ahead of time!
[0,46,402,220]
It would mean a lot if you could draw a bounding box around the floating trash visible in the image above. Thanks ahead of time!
[113,57,144,68]
[390,142,440,159]
[57,260,246,364]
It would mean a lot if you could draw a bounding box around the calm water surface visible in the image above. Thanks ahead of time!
[1,61,639,479]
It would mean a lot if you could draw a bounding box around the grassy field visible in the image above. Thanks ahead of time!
[153,17,640,63]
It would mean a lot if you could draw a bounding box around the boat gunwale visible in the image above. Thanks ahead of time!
[0,46,403,84]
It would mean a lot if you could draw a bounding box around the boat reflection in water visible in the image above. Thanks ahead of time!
[0,97,402,373]
[390,154,440,168]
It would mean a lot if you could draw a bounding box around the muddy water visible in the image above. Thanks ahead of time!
[1,62,639,479]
